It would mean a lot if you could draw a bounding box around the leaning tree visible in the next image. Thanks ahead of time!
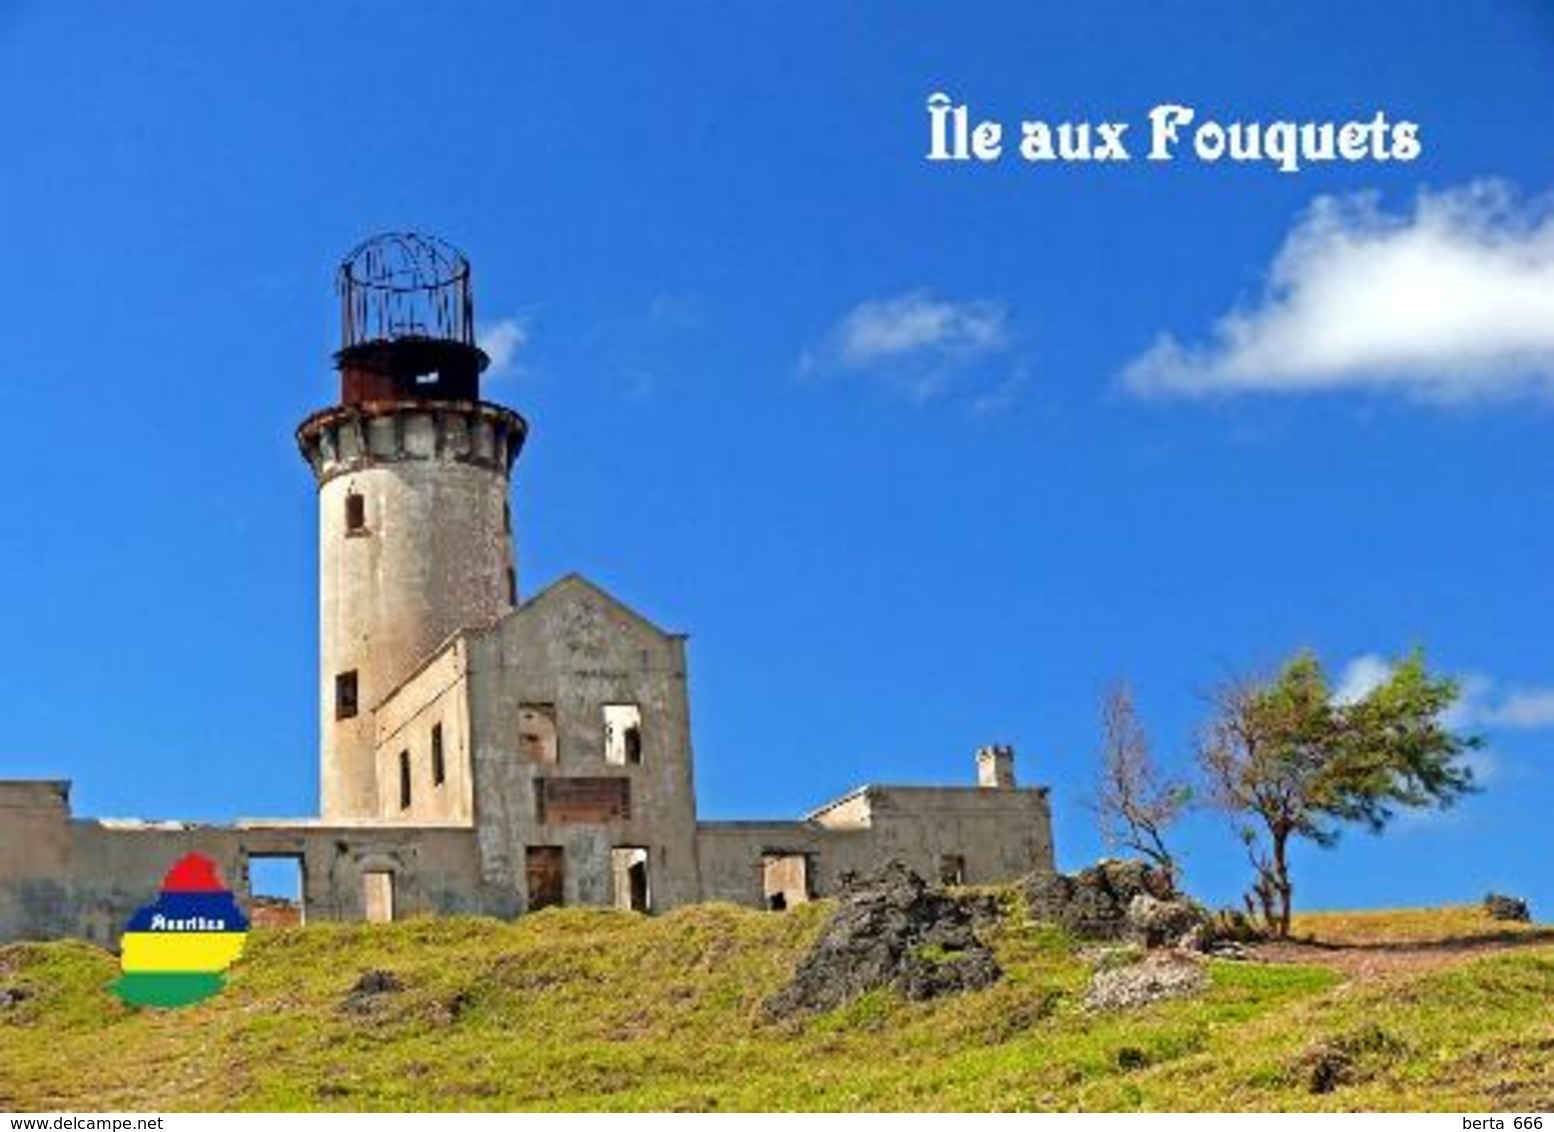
[1197,650,1478,938]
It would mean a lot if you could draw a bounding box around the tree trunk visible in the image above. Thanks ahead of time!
[1272,829,1293,938]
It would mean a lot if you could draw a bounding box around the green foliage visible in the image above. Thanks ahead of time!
[1200,649,1479,933]
[0,900,1546,1111]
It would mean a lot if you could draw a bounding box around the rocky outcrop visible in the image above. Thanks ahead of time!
[1484,893,1531,923]
[1027,859,1210,950]
[1127,893,1212,950]
[763,862,1001,1019]
[342,968,403,1015]
[1083,950,1207,1011]
[1030,860,1220,1012]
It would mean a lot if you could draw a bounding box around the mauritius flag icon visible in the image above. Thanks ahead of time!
[112,853,250,1008]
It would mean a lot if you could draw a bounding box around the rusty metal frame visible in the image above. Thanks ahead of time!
[337,232,476,350]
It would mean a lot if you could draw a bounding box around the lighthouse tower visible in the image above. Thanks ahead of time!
[297,234,526,820]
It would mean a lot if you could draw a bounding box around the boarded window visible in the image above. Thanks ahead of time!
[526,846,565,911]
[612,847,651,913]
[398,750,412,810]
[536,777,631,824]
[518,704,558,763]
[431,723,445,786]
[345,491,366,533]
[362,871,394,923]
[939,853,966,887]
[335,670,359,720]
[604,704,643,766]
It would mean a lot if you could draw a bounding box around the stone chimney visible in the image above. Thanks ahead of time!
[976,744,1016,789]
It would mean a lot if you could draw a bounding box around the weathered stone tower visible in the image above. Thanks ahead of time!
[297,234,526,819]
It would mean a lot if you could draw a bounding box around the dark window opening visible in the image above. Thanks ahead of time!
[399,749,412,810]
[431,723,445,786]
[248,854,307,928]
[335,670,359,720]
[506,567,517,606]
[503,499,512,533]
[345,491,366,533]
[526,846,565,911]
[939,853,967,887]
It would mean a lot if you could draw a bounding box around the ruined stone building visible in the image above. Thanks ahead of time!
[0,235,1054,944]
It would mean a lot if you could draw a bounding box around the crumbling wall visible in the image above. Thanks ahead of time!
[0,782,74,941]
[695,782,1054,911]
[695,823,878,906]
[464,574,702,914]
[373,638,475,822]
[0,783,494,945]
[828,786,1053,887]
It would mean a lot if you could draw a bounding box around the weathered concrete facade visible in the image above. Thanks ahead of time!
[0,781,485,945]
[299,400,524,820]
[0,234,1055,945]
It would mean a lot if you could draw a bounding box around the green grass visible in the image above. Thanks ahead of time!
[0,900,1549,1111]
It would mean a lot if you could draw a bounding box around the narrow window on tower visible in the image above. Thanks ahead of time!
[344,491,367,535]
[503,499,512,533]
[399,750,412,810]
[335,670,359,720]
[431,723,445,787]
[506,567,517,606]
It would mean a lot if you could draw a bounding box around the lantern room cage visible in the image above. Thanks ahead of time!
[333,232,489,403]
[338,232,477,349]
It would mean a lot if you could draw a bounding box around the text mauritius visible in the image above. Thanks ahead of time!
[925,94,1421,173]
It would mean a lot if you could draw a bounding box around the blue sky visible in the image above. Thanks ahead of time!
[2,2,1552,916]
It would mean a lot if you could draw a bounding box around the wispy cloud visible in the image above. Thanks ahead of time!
[1337,654,1554,734]
[1123,181,1554,402]
[802,290,1017,408]
[1478,687,1554,730]
[1332,654,1394,705]
[478,317,528,378]
[832,291,1006,366]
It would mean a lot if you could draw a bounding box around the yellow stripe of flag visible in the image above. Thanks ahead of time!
[121,931,246,974]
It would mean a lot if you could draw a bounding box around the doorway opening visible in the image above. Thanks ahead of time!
[762,852,812,911]
[362,870,395,923]
[612,847,651,913]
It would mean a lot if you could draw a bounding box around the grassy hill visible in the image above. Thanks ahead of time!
[1,897,1549,1111]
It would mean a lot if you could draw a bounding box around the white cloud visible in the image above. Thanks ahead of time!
[1333,653,1393,705]
[1335,654,1554,734]
[967,372,1026,421]
[804,290,1013,406]
[1481,687,1554,730]
[833,291,1006,365]
[1123,181,1554,401]
[478,317,528,377]
[1439,673,1494,733]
